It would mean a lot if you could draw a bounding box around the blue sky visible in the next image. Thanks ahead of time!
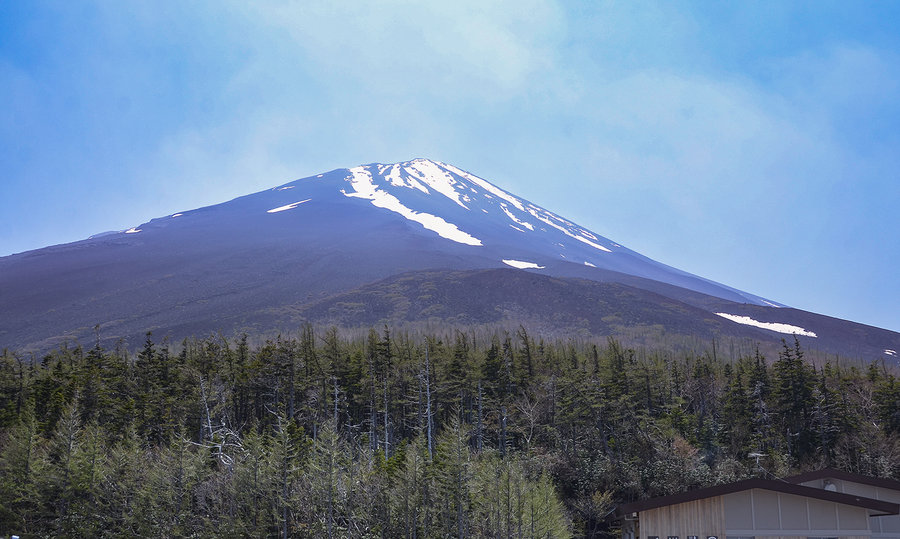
[2,1,899,332]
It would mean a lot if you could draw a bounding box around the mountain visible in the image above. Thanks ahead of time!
[1,159,898,363]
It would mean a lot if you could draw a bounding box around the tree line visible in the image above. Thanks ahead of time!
[0,325,898,537]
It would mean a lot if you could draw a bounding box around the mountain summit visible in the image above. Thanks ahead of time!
[132,157,774,304]
[1,159,897,361]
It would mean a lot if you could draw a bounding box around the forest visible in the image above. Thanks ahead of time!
[0,325,898,538]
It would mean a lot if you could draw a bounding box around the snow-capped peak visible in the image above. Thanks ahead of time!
[330,159,619,260]
[341,165,482,246]
[136,157,781,309]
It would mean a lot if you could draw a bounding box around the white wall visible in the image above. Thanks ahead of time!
[723,488,870,537]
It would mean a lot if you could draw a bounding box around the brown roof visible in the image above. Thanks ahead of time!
[617,477,899,517]
[783,467,900,492]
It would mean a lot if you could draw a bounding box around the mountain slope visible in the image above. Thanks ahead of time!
[0,159,896,363]
[286,268,899,361]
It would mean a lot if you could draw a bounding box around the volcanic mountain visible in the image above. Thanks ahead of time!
[1,159,898,362]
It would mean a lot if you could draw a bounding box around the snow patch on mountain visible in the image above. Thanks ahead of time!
[339,159,623,260]
[503,259,545,269]
[405,159,469,209]
[526,207,612,253]
[342,167,482,246]
[584,261,596,267]
[267,199,312,213]
[886,349,897,357]
[716,313,817,337]
[171,213,183,218]
[384,164,429,193]
[125,228,141,234]
[501,204,534,230]
[442,163,527,212]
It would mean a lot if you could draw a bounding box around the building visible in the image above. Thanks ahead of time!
[616,473,900,539]
[785,468,900,539]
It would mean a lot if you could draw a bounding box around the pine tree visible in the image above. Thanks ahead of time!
[811,366,842,465]
[268,413,307,539]
[309,420,348,538]
[772,338,815,461]
[44,402,81,535]
[874,370,900,435]
[0,408,43,536]
[389,437,428,538]
[432,415,472,537]
[719,358,752,457]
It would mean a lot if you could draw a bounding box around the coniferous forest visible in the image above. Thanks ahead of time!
[1,326,899,538]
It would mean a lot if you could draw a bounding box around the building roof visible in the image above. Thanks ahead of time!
[616,477,900,518]
[783,467,900,492]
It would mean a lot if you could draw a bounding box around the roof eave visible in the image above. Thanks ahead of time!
[616,477,899,517]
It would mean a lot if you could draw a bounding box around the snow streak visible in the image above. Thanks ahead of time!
[716,313,817,337]
[267,199,312,213]
[342,167,482,246]
[503,259,545,269]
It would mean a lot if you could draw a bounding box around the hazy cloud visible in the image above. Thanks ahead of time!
[233,0,565,99]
